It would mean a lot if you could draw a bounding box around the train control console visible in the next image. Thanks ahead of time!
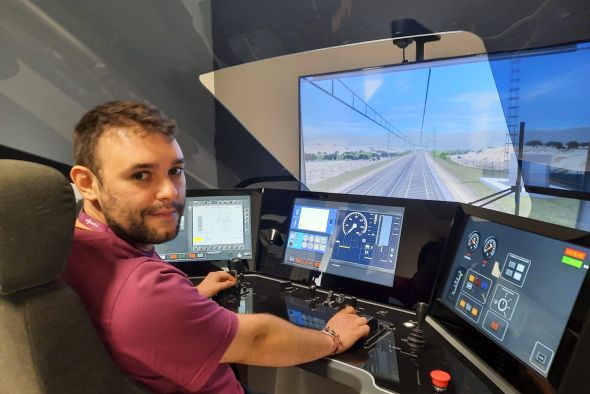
[203,273,508,393]
[179,188,590,393]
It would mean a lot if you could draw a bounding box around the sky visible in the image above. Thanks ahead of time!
[300,42,590,153]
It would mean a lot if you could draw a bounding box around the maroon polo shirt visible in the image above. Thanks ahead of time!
[63,227,242,394]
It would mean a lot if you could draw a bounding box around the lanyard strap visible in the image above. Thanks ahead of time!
[78,210,156,257]
[79,210,113,234]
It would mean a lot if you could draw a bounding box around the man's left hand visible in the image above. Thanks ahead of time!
[196,271,236,298]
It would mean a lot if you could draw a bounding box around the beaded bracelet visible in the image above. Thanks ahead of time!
[321,326,344,355]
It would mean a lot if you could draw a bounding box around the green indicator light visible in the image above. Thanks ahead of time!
[562,255,583,268]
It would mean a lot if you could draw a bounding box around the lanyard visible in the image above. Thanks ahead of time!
[78,211,156,257]
[79,210,114,234]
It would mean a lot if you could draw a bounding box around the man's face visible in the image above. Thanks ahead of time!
[93,128,186,247]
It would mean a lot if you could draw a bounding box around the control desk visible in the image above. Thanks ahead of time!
[206,273,508,393]
[158,188,590,393]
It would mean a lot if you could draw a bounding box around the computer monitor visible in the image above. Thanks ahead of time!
[438,208,590,379]
[155,191,257,264]
[283,197,404,287]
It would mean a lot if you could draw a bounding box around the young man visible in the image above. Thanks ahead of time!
[64,101,369,394]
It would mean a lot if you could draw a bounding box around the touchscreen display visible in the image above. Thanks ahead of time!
[283,198,404,287]
[155,195,252,262]
[440,216,589,376]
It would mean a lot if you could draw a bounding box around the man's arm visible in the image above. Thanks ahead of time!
[220,306,369,366]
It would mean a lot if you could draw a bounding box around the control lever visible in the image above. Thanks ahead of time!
[229,270,240,294]
[415,302,427,330]
[407,302,428,350]
[228,258,246,272]
[324,290,346,309]
[351,315,380,349]
[236,273,245,293]
[330,293,346,308]
[308,284,317,300]
[324,290,334,306]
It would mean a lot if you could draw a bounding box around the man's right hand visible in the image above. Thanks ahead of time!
[221,306,370,366]
[195,271,236,298]
[324,306,370,353]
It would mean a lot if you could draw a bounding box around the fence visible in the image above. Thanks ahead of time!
[305,160,375,185]
[452,158,507,171]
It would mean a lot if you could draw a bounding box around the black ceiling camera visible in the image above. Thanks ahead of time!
[390,18,441,62]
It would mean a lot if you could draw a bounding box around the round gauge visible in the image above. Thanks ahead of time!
[342,212,368,236]
[467,231,480,252]
[483,236,497,259]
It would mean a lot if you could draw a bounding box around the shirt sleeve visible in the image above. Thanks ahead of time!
[109,259,238,391]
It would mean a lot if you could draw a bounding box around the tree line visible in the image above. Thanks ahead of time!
[525,140,589,150]
[304,150,404,161]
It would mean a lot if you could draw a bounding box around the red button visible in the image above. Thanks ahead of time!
[430,370,451,390]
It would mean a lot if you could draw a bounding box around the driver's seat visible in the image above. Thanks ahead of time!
[0,159,147,393]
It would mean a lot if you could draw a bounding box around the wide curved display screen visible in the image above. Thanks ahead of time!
[300,41,590,230]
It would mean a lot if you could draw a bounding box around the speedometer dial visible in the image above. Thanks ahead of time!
[467,231,480,252]
[483,236,497,259]
[342,212,368,236]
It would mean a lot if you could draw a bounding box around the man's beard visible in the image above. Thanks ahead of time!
[102,197,185,247]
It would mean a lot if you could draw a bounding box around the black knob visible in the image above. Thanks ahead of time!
[309,284,317,300]
[348,296,358,309]
[407,302,428,351]
[415,302,428,330]
[228,258,244,272]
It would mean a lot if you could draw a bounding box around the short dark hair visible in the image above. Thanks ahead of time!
[73,100,177,175]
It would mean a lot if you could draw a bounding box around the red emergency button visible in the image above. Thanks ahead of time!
[430,370,451,392]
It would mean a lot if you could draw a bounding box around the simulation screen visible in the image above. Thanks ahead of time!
[440,216,589,377]
[299,42,590,209]
[283,198,404,287]
[155,195,252,262]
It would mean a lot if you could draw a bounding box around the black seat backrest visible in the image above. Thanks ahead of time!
[0,159,147,394]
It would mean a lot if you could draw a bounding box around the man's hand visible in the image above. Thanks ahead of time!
[324,306,370,353]
[195,271,236,298]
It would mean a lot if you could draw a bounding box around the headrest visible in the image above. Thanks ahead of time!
[0,160,76,294]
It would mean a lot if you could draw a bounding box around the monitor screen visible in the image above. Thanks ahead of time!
[439,215,589,377]
[283,197,404,287]
[155,195,253,262]
[299,41,590,229]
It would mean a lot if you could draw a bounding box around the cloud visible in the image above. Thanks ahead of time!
[363,78,383,101]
